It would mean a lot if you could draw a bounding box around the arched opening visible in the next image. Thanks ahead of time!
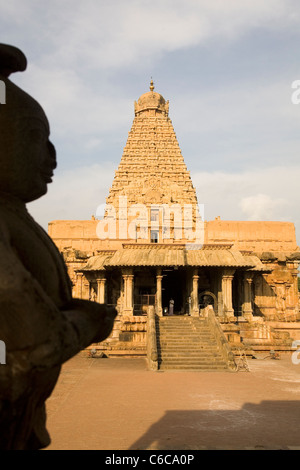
[199,290,217,312]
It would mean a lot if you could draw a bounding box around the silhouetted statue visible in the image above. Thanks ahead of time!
[0,44,117,450]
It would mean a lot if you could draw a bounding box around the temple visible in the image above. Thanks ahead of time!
[49,81,300,368]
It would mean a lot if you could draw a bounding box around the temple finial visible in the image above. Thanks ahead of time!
[150,78,154,92]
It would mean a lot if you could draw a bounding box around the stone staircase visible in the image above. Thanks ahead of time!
[156,315,231,371]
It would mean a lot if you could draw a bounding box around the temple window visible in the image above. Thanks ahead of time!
[150,230,159,243]
[150,208,159,223]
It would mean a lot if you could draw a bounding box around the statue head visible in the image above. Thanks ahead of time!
[0,44,56,203]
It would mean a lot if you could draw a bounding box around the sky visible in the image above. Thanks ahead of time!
[1,0,300,245]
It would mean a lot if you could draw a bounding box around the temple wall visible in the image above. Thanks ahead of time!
[50,219,299,254]
[205,220,298,252]
[88,315,147,356]
[48,220,123,252]
[49,218,300,324]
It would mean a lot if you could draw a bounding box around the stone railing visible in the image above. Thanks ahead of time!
[206,307,237,370]
[147,305,158,371]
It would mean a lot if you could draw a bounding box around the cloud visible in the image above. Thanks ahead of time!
[4,0,300,73]
[28,163,300,247]
[28,163,115,229]
[4,0,300,175]
[3,0,300,248]
[239,194,288,220]
[192,165,300,243]
[15,63,133,138]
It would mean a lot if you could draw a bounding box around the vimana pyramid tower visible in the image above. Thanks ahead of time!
[103,79,201,245]
[49,82,300,363]
[107,81,197,210]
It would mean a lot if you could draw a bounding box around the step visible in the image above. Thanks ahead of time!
[155,316,231,372]
[158,330,212,335]
[158,328,210,332]
[158,324,200,326]
[159,359,226,365]
[160,350,223,354]
[158,324,208,328]
[160,365,229,370]
[158,332,212,336]
[159,343,215,347]
[159,336,216,340]
[158,341,218,346]
[158,332,213,336]
[158,352,223,357]
[158,350,223,356]
[158,330,212,334]
[159,330,211,333]
[158,360,228,370]
[159,359,227,365]
[159,345,217,348]
[159,353,224,360]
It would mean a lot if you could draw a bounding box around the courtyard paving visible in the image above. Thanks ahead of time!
[45,352,300,450]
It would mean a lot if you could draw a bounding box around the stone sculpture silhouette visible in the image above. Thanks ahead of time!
[0,44,117,450]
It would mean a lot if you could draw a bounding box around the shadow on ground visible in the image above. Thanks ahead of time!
[129,401,300,450]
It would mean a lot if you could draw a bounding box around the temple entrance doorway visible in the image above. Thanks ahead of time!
[232,272,243,316]
[199,291,217,313]
[162,269,185,314]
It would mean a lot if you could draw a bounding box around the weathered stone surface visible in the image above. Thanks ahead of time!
[0,44,116,450]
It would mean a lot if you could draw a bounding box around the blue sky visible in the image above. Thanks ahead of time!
[1,0,300,245]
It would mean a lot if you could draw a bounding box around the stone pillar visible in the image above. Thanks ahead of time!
[96,276,106,304]
[211,274,219,313]
[291,262,299,315]
[75,272,83,299]
[242,272,254,321]
[76,272,90,300]
[217,277,224,316]
[222,268,235,318]
[191,269,199,316]
[128,274,134,312]
[156,269,163,316]
[82,277,90,300]
[122,273,128,312]
[122,269,134,315]
[275,282,286,316]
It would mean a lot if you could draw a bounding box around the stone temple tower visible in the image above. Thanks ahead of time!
[49,82,300,361]
[104,80,200,244]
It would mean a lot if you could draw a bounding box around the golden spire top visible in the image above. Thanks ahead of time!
[134,80,169,116]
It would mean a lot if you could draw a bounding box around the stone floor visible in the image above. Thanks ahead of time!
[45,352,300,450]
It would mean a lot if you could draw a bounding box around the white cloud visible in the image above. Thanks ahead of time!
[2,0,300,248]
[15,63,133,140]
[0,0,33,23]
[193,165,300,243]
[4,0,300,173]
[239,194,288,221]
[28,163,115,230]
[34,1,300,70]
[174,79,299,137]
[4,0,300,73]
[28,163,300,247]
[84,138,102,151]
